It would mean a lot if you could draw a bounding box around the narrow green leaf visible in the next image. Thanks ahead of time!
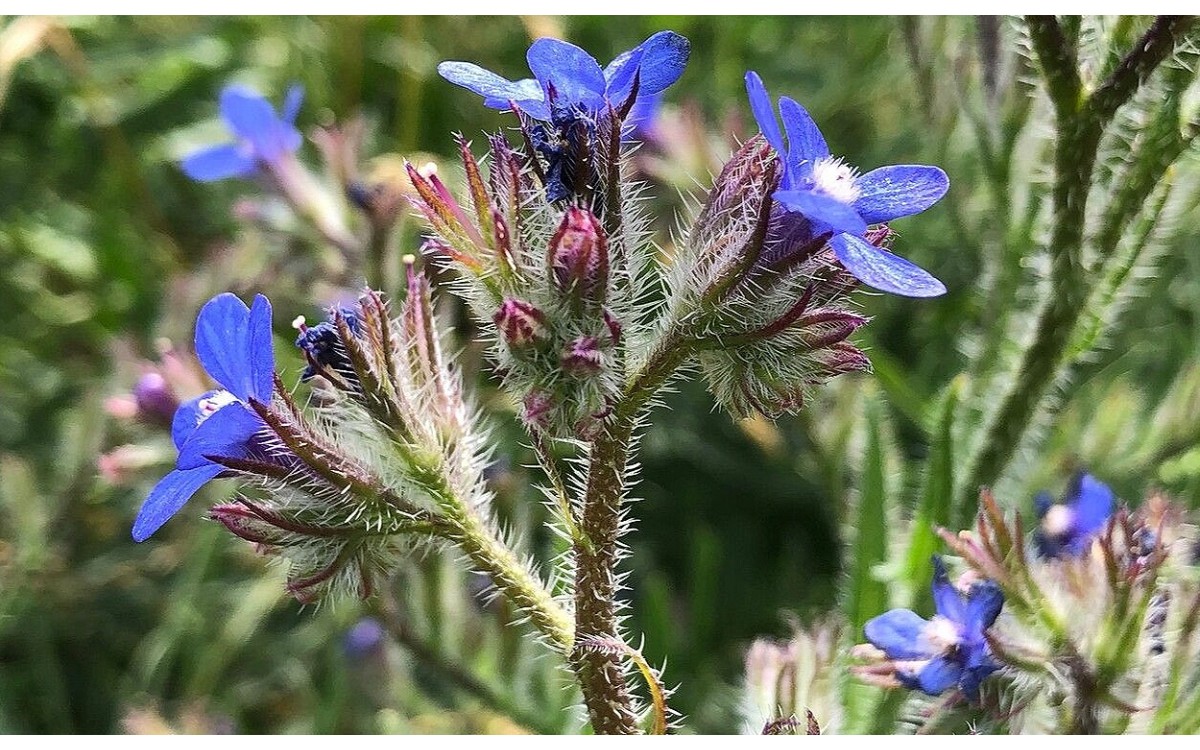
[846,396,889,635]
[904,377,961,612]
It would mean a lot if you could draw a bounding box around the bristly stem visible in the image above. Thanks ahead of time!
[413,463,575,654]
[956,16,1195,517]
[571,330,691,734]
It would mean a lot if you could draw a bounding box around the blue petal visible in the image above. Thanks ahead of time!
[132,464,224,542]
[963,580,1004,637]
[195,293,255,401]
[914,655,962,696]
[176,402,261,470]
[246,294,275,402]
[931,555,966,624]
[1034,490,1054,519]
[282,84,304,124]
[744,71,785,155]
[774,189,867,236]
[219,84,298,162]
[1068,472,1115,538]
[171,390,230,450]
[778,96,829,166]
[220,85,277,149]
[830,232,947,298]
[180,143,257,182]
[865,609,938,660]
[626,31,690,96]
[602,47,645,110]
[438,61,546,112]
[625,91,662,140]
[960,650,1000,702]
[526,38,606,111]
[483,92,551,120]
[853,165,949,224]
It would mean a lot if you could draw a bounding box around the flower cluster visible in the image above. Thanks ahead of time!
[440,32,689,202]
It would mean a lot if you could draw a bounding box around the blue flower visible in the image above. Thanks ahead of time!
[1034,472,1115,558]
[181,85,304,182]
[745,71,949,298]
[437,31,689,125]
[132,293,275,542]
[294,307,363,383]
[864,556,1003,701]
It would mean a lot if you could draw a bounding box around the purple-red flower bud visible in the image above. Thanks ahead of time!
[561,336,604,376]
[522,391,554,429]
[493,298,548,349]
[133,372,180,427]
[814,342,871,376]
[548,207,609,304]
[602,308,623,347]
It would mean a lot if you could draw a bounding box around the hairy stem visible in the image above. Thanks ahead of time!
[571,332,690,734]
[415,465,575,654]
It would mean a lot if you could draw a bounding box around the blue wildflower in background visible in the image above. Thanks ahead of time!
[437,31,689,125]
[864,556,1003,701]
[1034,472,1115,558]
[132,293,275,541]
[181,85,304,182]
[745,71,949,298]
[343,617,386,659]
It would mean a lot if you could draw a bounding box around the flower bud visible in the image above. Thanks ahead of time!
[794,310,869,350]
[548,207,608,304]
[812,342,871,376]
[561,336,604,376]
[493,298,548,349]
[522,391,554,429]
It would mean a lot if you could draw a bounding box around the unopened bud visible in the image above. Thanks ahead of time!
[864,224,895,248]
[210,502,286,546]
[794,310,869,349]
[522,391,554,429]
[133,372,179,427]
[561,336,604,376]
[814,342,871,376]
[493,298,548,349]
[548,207,608,304]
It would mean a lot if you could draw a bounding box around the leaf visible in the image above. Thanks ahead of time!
[845,394,890,635]
[903,377,961,612]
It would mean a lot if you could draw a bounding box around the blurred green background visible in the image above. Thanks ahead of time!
[1,15,1198,734]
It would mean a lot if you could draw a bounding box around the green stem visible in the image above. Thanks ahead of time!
[408,461,574,654]
[366,221,391,294]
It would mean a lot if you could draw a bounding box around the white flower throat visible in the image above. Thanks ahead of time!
[810,157,861,205]
[198,390,238,423]
[924,615,962,651]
